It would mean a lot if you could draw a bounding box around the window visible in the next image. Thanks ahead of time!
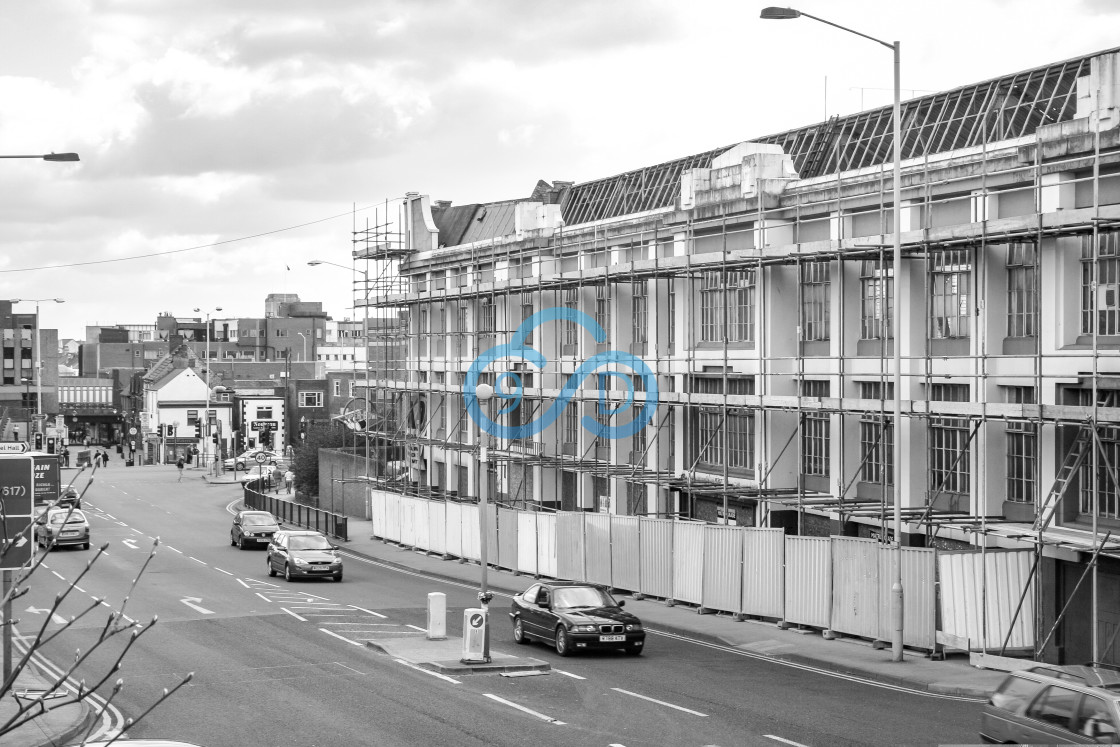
[349,380,356,398]
[700,270,756,343]
[989,674,1043,713]
[632,281,647,344]
[1077,696,1119,741]
[521,299,534,344]
[929,384,971,494]
[594,284,611,344]
[276,329,289,337]
[257,407,273,420]
[1077,389,1120,519]
[860,259,893,340]
[332,379,341,397]
[1024,685,1078,729]
[931,249,971,339]
[631,422,647,465]
[1005,387,1037,504]
[563,287,579,350]
[800,261,830,341]
[562,405,578,449]
[1007,242,1039,337]
[858,382,893,484]
[800,380,830,476]
[187,409,199,425]
[667,281,676,352]
[696,409,754,471]
[298,391,323,408]
[1082,231,1120,335]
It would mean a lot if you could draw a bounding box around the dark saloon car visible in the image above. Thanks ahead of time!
[266,530,342,582]
[509,581,644,656]
[230,510,280,549]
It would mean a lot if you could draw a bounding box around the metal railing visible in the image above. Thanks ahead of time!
[243,484,348,541]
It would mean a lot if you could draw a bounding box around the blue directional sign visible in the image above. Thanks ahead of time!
[0,456,35,569]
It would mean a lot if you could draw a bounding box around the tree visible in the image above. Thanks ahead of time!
[290,422,346,498]
[1,466,190,743]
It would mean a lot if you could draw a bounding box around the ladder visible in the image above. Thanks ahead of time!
[1034,422,1095,531]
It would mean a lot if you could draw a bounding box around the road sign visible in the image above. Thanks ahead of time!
[129,427,138,436]
[255,452,270,464]
[0,456,35,569]
[0,443,28,454]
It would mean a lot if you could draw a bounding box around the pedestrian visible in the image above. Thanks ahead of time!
[272,465,283,494]
[102,449,108,468]
[62,447,70,468]
[284,468,294,494]
[176,457,185,482]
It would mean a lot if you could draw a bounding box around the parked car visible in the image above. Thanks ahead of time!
[36,508,90,550]
[266,530,342,582]
[981,664,1120,743]
[224,450,280,471]
[230,510,280,549]
[509,581,644,656]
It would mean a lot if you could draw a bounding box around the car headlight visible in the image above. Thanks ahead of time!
[573,624,597,633]
[626,623,643,631]
[293,558,310,567]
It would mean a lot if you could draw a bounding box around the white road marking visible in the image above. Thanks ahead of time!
[483,694,565,725]
[236,578,252,588]
[213,567,233,576]
[335,662,365,675]
[394,659,460,684]
[765,736,809,747]
[611,688,707,717]
[74,586,84,593]
[129,527,143,535]
[322,622,401,626]
[166,546,182,554]
[180,597,215,615]
[25,607,67,624]
[553,669,586,680]
[290,607,346,612]
[122,539,139,550]
[348,605,387,618]
[319,628,363,646]
[188,556,206,565]
[281,608,307,621]
[255,592,273,602]
[405,624,427,632]
[51,571,65,580]
[114,521,127,526]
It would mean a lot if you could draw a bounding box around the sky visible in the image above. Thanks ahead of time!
[1,0,1117,342]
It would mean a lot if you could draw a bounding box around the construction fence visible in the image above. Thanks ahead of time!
[371,489,1036,653]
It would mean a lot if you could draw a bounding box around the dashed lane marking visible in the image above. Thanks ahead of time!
[483,694,565,725]
[320,628,363,647]
[255,593,273,603]
[188,556,206,565]
[611,688,708,717]
[281,608,307,621]
[553,669,586,680]
[764,736,809,747]
[213,568,233,576]
[335,662,365,675]
[52,571,65,581]
[394,659,460,685]
[166,546,182,554]
[349,605,387,619]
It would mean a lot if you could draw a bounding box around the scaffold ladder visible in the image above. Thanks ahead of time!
[1034,422,1095,532]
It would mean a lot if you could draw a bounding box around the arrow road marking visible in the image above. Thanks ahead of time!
[180,597,214,615]
[26,607,68,624]
[122,539,139,550]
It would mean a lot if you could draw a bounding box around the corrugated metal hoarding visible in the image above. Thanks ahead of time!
[484,503,498,567]
[497,507,518,570]
[371,489,387,537]
[537,513,558,578]
[585,513,612,586]
[384,492,402,543]
[673,522,705,605]
[878,545,937,650]
[517,511,538,575]
[702,525,742,613]
[742,528,785,618]
[785,536,831,628]
[610,516,640,592]
[830,538,880,640]
[398,497,416,547]
[555,512,584,581]
[427,501,446,556]
[939,549,1035,650]
[444,501,464,558]
[461,504,481,562]
[639,518,674,599]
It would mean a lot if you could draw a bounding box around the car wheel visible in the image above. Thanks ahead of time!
[625,645,643,656]
[267,557,276,577]
[284,563,293,582]
[81,542,90,551]
[333,573,343,582]
[230,532,236,547]
[555,627,571,657]
[236,534,245,550]
[237,462,246,470]
[513,618,528,644]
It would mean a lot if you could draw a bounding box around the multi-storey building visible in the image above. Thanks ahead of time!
[0,300,60,442]
[349,48,1120,664]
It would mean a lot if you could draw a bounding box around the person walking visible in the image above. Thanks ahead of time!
[62,447,70,468]
[176,457,185,482]
[101,449,108,468]
[272,465,283,494]
[284,469,294,494]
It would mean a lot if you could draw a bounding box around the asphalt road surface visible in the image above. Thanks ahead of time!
[17,465,985,746]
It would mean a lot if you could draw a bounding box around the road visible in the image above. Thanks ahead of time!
[17,463,984,746]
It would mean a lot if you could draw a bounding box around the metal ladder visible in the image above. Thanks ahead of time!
[1034,422,1095,531]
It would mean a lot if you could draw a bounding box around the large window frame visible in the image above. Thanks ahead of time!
[1081,231,1120,336]
[800,380,830,476]
[1006,242,1039,338]
[699,270,756,343]
[930,249,972,339]
[858,382,893,485]
[929,384,971,495]
[1004,386,1037,504]
[860,260,893,340]
[800,261,831,342]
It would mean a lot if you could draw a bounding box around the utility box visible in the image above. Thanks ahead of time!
[427,593,447,640]
[461,608,487,662]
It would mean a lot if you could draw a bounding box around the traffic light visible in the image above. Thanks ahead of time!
[34,433,43,451]
[194,422,202,439]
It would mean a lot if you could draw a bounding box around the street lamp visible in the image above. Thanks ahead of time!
[193,307,222,468]
[0,153,80,162]
[761,6,905,662]
[10,298,65,438]
[297,331,309,362]
[19,377,32,444]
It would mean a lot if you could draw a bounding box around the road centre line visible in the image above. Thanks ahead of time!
[552,669,586,680]
[611,688,708,717]
[335,662,366,675]
[52,571,65,580]
[74,586,85,593]
[213,567,233,575]
[349,605,387,618]
[129,527,143,534]
[322,622,401,626]
[764,736,809,747]
[319,628,363,647]
[188,556,207,564]
[166,546,182,554]
[394,659,460,685]
[483,694,565,725]
[281,608,307,621]
[114,521,127,526]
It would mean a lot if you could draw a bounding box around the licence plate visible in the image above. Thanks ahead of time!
[61,531,79,537]
[309,567,330,572]
[599,634,625,642]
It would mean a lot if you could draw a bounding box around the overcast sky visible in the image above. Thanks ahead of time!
[1,0,1117,341]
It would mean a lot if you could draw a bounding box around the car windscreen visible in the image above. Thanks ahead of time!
[553,587,614,609]
[50,512,85,525]
[242,514,276,526]
[289,536,332,550]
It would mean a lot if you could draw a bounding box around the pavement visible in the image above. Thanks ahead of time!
[6,462,1010,746]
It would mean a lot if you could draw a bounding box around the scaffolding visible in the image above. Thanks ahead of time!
[344,47,1120,664]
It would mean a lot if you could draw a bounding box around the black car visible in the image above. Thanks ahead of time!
[509,582,645,656]
[230,510,280,549]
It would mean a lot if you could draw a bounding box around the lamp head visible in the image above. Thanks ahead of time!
[308,261,322,266]
[54,298,65,303]
[760,6,802,19]
[43,152,79,162]
[475,383,494,401]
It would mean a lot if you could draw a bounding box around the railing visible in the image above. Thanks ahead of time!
[243,484,348,541]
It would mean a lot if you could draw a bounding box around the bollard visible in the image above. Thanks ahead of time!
[427,592,447,640]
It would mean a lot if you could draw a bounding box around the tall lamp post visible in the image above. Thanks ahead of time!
[193,307,222,468]
[2,151,78,685]
[761,6,905,662]
[20,377,32,444]
[11,298,66,442]
[309,260,372,503]
[297,331,309,362]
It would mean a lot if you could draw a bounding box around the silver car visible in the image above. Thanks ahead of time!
[981,665,1120,743]
[266,530,342,582]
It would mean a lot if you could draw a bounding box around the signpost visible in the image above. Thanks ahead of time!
[0,443,29,454]
[0,455,35,682]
